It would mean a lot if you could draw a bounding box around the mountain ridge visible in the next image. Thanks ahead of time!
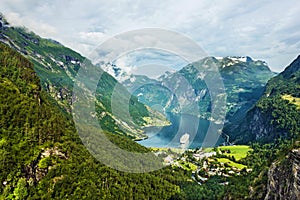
[0,15,169,139]
[109,55,275,124]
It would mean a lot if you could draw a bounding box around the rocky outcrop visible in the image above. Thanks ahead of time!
[23,147,67,184]
[265,149,300,200]
[244,108,273,140]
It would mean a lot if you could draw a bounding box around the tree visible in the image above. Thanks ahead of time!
[13,178,28,200]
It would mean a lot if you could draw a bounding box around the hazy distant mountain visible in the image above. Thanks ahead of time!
[103,56,275,123]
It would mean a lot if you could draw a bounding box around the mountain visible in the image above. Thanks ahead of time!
[166,54,300,199]
[0,29,191,199]
[2,13,300,199]
[100,62,179,114]
[221,55,300,199]
[171,56,275,120]
[0,14,169,139]
[106,56,275,123]
[228,55,300,144]
[161,56,274,119]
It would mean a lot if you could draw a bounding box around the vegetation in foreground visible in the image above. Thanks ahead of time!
[0,42,189,199]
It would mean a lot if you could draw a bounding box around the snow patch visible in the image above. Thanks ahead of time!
[228,56,253,63]
[101,63,131,83]
[215,57,223,60]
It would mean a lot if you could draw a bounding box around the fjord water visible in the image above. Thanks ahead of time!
[137,113,224,148]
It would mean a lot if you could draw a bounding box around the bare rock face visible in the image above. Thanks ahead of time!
[23,147,68,184]
[265,149,300,200]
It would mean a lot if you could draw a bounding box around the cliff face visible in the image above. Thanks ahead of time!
[265,149,300,200]
[246,108,274,140]
[231,107,275,143]
[228,55,300,144]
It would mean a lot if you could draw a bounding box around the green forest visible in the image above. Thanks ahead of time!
[0,43,193,199]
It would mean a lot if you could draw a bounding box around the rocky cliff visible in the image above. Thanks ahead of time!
[229,106,275,143]
[265,149,300,200]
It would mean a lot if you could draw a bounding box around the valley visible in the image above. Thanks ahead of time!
[1,11,300,199]
[137,112,224,148]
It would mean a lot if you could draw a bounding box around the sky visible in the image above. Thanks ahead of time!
[1,0,300,72]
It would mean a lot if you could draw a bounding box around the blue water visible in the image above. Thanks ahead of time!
[137,113,224,149]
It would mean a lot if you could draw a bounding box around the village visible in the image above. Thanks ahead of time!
[151,145,252,185]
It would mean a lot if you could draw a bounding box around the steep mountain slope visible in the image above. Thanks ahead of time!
[124,74,179,113]
[100,55,276,145]
[229,55,300,144]
[265,149,300,200]
[0,14,168,139]
[163,57,271,118]
[0,42,188,199]
[109,56,275,123]
[219,55,300,199]
[100,62,178,113]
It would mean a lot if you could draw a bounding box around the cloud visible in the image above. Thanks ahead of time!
[0,0,300,72]
[5,12,57,36]
[113,50,184,78]
[114,49,187,69]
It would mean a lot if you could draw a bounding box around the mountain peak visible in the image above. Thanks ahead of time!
[230,56,253,62]
[281,55,300,79]
[213,56,269,69]
[216,56,254,63]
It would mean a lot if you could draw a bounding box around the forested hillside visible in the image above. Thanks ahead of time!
[219,55,300,199]
[0,42,189,199]
[170,55,300,199]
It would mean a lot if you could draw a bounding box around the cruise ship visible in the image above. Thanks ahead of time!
[180,133,190,144]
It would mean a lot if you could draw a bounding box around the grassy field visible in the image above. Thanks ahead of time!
[217,158,247,169]
[282,94,300,109]
[218,145,252,161]
[178,161,198,171]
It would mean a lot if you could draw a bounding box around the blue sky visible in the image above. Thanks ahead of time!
[1,0,300,72]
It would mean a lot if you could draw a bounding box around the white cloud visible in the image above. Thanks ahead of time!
[113,50,184,79]
[114,54,137,75]
[79,32,107,44]
[5,12,57,36]
[0,0,300,72]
